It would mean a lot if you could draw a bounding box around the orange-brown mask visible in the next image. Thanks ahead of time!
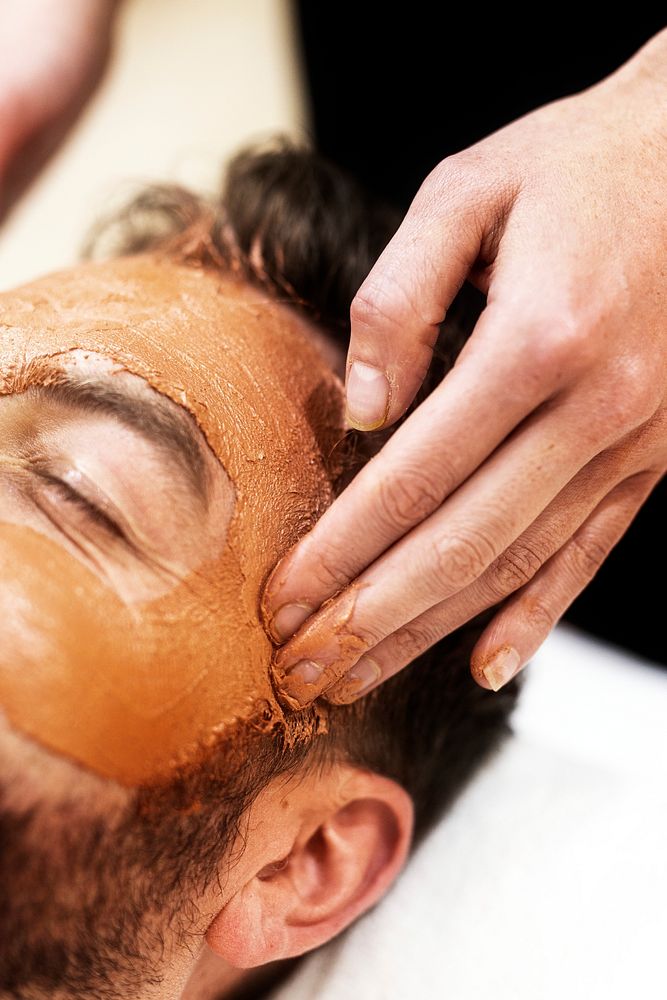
[0,255,344,785]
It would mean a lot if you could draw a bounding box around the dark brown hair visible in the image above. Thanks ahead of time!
[0,140,517,999]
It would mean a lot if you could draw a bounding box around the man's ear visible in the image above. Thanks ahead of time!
[206,765,414,968]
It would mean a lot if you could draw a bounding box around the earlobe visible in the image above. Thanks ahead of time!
[206,768,413,968]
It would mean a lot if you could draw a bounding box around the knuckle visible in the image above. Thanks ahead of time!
[420,149,488,203]
[430,529,495,593]
[304,540,355,598]
[418,156,462,201]
[567,532,610,580]
[350,282,406,339]
[416,152,513,242]
[606,359,662,431]
[374,466,442,533]
[418,162,461,212]
[491,542,544,595]
[531,312,591,377]
[349,287,383,334]
[522,595,557,636]
[344,618,385,650]
[393,620,440,663]
[352,269,443,339]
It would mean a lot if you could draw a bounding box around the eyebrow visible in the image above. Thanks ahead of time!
[32,374,210,502]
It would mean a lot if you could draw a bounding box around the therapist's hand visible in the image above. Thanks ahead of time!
[262,28,667,706]
[0,0,119,221]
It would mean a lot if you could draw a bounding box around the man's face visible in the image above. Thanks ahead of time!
[0,255,345,785]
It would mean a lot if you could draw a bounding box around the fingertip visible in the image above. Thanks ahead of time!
[345,361,391,431]
[268,602,314,644]
[324,656,382,705]
[473,645,522,692]
[260,552,294,627]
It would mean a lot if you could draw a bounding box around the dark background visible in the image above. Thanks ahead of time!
[297,6,666,665]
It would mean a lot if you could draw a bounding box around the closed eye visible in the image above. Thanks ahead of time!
[0,372,233,603]
[26,465,184,590]
[40,473,126,538]
[25,461,136,552]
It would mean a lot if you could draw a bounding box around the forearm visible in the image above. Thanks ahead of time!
[0,0,123,219]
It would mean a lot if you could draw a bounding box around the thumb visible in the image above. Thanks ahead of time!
[345,157,504,429]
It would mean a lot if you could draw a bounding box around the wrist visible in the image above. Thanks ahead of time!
[604,27,667,99]
[581,27,667,148]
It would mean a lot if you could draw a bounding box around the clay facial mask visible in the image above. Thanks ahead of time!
[0,255,345,785]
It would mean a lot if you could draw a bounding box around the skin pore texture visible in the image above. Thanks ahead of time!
[0,254,345,786]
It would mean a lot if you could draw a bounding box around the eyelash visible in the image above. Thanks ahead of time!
[37,472,126,542]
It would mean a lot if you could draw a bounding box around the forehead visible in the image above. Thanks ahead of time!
[0,254,339,472]
[0,255,347,568]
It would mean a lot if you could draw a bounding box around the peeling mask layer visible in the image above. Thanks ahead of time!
[0,255,345,784]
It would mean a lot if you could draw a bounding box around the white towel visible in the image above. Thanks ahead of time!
[270,626,667,1000]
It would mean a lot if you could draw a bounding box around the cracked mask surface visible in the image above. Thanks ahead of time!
[0,255,344,785]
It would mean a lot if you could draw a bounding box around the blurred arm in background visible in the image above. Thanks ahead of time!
[0,0,121,223]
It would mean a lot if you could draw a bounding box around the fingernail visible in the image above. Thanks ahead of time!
[285,659,323,685]
[347,656,382,693]
[346,361,390,430]
[326,656,382,704]
[270,602,313,643]
[482,646,521,691]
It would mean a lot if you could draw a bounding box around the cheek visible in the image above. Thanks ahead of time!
[0,524,280,786]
